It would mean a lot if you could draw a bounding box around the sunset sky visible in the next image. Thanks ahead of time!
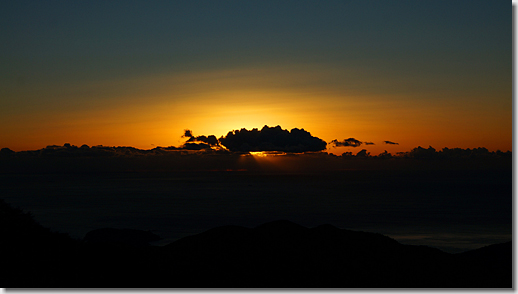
[0,1,511,155]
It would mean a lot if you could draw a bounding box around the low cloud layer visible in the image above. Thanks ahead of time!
[218,125,327,152]
[182,142,212,150]
[0,143,511,174]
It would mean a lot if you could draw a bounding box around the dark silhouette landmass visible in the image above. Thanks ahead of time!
[1,199,511,288]
[83,228,161,247]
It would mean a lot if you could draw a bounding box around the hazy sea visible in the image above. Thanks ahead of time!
[0,169,511,253]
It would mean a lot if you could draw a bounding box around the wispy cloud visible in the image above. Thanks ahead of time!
[383,141,399,145]
[330,138,362,147]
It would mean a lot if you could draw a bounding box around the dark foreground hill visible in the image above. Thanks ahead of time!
[1,199,511,288]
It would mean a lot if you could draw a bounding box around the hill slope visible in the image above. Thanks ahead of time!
[1,200,511,288]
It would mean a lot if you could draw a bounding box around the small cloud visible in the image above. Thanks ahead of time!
[182,129,194,138]
[364,142,375,145]
[330,138,362,147]
[182,130,220,147]
[383,141,399,145]
[187,135,219,146]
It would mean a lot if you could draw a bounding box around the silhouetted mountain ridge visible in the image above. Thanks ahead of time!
[163,220,510,287]
[1,200,511,288]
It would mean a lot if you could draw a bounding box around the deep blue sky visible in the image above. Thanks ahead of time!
[2,1,508,79]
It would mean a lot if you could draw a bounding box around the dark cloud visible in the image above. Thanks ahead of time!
[364,142,375,145]
[219,125,327,152]
[330,138,362,147]
[182,129,194,138]
[356,149,370,157]
[383,141,399,145]
[187,135,219,146]
[182,142,212,150]
[182,130,219,147]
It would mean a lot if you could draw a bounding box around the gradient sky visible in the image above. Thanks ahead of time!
[0,0,511,155]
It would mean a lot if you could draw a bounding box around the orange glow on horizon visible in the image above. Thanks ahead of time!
[0,65,511,154]
[249,151,288,157]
